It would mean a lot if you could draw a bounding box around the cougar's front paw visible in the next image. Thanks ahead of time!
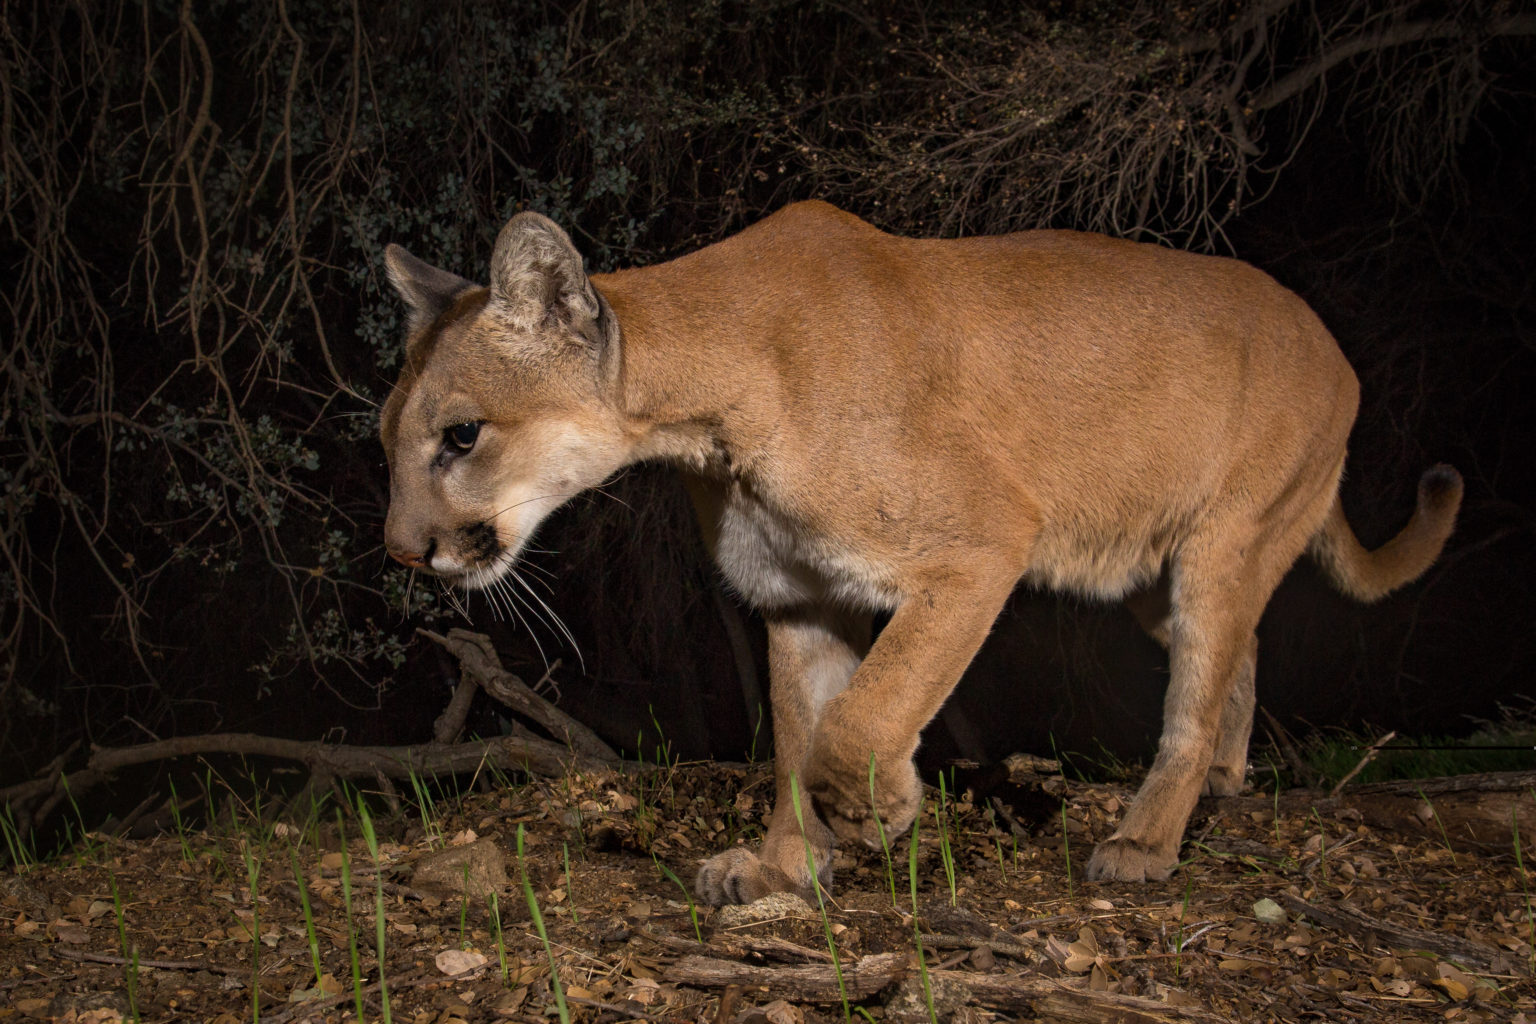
[695,847,805,906]
[802,737,921,849]
[1085,836,1177,883]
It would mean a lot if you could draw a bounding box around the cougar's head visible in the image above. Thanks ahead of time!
[379,213,626,590]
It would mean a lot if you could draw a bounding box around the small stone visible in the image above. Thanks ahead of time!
[411,838,508,898]
[1252,897,1286,925]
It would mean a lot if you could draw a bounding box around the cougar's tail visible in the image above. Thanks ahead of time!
[1308,464,1463,603]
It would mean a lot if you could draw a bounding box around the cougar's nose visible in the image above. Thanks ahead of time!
[388,538,435,569]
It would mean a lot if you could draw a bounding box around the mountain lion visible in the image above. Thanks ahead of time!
[380,201,1461,903]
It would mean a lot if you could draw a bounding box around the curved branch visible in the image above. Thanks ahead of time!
[418,627,618,761]
[1252,13,1536,112]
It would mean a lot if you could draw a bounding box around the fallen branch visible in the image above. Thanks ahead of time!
[419,628,617,761]
[1280,895,1510,973]
[1348,770,1536,798]
[923,932,1037,961]
[1,628,624,827]
[50,947,241,975]
[1194,770,1536,850]
[933,971,1232,1022]
[665,954,1231,1019]
[0,730,611,825]
[666,952,907,1001]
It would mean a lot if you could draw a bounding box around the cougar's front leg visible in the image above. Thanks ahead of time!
[696,607,870,906]
[803,576,1016,848]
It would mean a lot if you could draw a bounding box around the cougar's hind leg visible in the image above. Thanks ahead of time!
[1090,519,1302,883]
[1126,579,1255,797]
[696,605,870,906]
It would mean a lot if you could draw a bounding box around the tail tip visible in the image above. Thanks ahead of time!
[1418,463,1463,509]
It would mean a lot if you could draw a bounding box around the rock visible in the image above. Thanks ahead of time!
[411,838,508,898]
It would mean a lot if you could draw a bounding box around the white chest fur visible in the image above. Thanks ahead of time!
[711,480,903,612]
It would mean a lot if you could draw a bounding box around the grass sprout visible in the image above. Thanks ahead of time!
[166,781,194,864]
[357,801,393,1024]
[790,775,850,1021]
[563,841,579,924]
[518,824,571,1024]
[408,770,443,848]
[336,811,365,1022]
[489,891,509,980]
[907,812,938,1024]
[0,803,34,871]
[653,854,702,943]
[109,872,140,1023]
[290,846,324,989]
[936,773,958,906]
[1061,799,1074,900]
[869,754,898,909]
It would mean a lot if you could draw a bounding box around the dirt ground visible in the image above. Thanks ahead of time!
[2,759,1533,1023]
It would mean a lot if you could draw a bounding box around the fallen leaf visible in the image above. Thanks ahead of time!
[435,948,488,977]
[288,973,346,1001]
[1435,962,1478,1002]
[763,1000,805,1024]
[1064,926,1100,973]
[621,978,662,1005]
[495,987,529,1014]
[54,923,90,943]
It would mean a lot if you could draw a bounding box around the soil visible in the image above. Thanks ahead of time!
[2,759,1532,1023]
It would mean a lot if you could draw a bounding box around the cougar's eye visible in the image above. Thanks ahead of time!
[445,421,481,452]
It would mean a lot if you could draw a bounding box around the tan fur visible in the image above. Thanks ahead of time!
[380,201,1462,902]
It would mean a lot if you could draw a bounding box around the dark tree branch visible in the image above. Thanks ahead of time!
[418,628,618,761]
[1253,13,1536,112]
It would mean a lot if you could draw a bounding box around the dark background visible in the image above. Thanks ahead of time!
[3,1,1533,805]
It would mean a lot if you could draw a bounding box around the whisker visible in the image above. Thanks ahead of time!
[500,576,550,669]
[480,568,508,622]
[511,569,584,672]
[518,546,560,558]
[498,567,555,634]
[588,485,632,511]
[485,490,590,526]
[515,559,557,584]
[438,576,472,623]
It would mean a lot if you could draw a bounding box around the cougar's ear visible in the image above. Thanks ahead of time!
[383,244,477,332]
[488,213,607,344]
